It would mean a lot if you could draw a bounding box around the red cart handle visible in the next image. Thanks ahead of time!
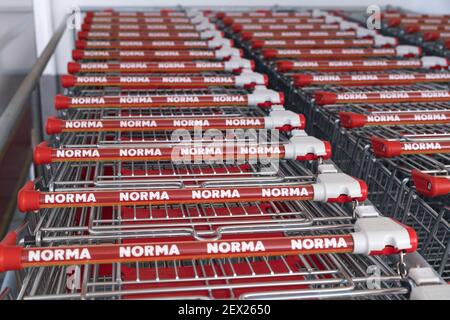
[83,17,192,24]
[241,30,357,40]
[388,17,450,27]
[81,23,213,32]
[76,39,233,50]
[412,170,450,197]
[314,90,450,105]
[217,11,314,19]
[383,13,450,19]
[404,24,450,33]
[423,31,450,41]
[371,136,450,158]
[84,11,187,18]
[18,175,366,212]
[54,89,284,110]
[72,48,243,61]
[339,111,450,128]
[263,46,421,59]
[68,59,254,74]
[252,38,377,49]
[277,56,448,72]
[33,134,330,164]
[232,23,340,33]
[223,17,326,26]
[0,216,417,272]
[60,73,267,89]
[294,72,450,87]
[77,30,223,41]
[46,110,305,134]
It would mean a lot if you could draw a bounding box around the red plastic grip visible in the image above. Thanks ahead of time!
[423,31,440,41]
[412,169,450,197]
[314,91,337,105]
[33,142,53,165]
[240,31,253,40]
[72,49,83,60]
[387,18,402,27]
[232,24,243,33]
[61,75,76,88]
[276,60,293,72]
[46,116,64,134]
[405,24,420,33]
[339,112,367,128]
[0,244,22,272]
[369,219,418,255]
[371,136,402,158]
[54,94,70,110]
[293,74,313,87]
[77,31,89,40]
[67,62,81,74]
[17,181,40,212]
[75,40,87,49]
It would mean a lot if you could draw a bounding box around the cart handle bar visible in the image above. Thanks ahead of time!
[17,176,367,212]
[371,136,450,158]
[0,219,417,272]
[412,169,450,197]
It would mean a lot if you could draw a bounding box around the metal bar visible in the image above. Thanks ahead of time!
[0,14,68,156]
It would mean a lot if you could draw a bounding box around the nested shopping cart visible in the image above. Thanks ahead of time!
[2,7,448,301]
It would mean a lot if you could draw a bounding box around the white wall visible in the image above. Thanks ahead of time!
[33,0,450,75]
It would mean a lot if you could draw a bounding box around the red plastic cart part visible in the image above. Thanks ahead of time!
[75,40,232,50]
[223,17,326,26]
[276,59,430,72]
[53,92,284,110]
[411,169,450,197]
[339,111,450,128]
[120,256,310,299]
[387,17,450,27]
[82,24,205,32]
[83,17,193,24]
[67,60,254,74]
[371,136,450,158]
[0,234,356,272]
[77,31,223,41]
[382,13,450,19]
[262,48,412,60]
[119,163,251,177]
[232,23,340,33]
[314,90,450,105]
[293,72,450,87]
[404,24,450,33]
[60,74,267,89]
[72,49,244,61]
[0,217,418,272]
[85,11,188,18]
[423,31,450,41]
[18,183,314,211]
[216,11,314,19]
[252,38,376,49]
[241,30,357,40]
[32,139,328,164]
[17,177,367,211]
[45,115,305,134]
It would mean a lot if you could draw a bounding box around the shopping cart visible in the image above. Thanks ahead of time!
[3,7,448,301]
